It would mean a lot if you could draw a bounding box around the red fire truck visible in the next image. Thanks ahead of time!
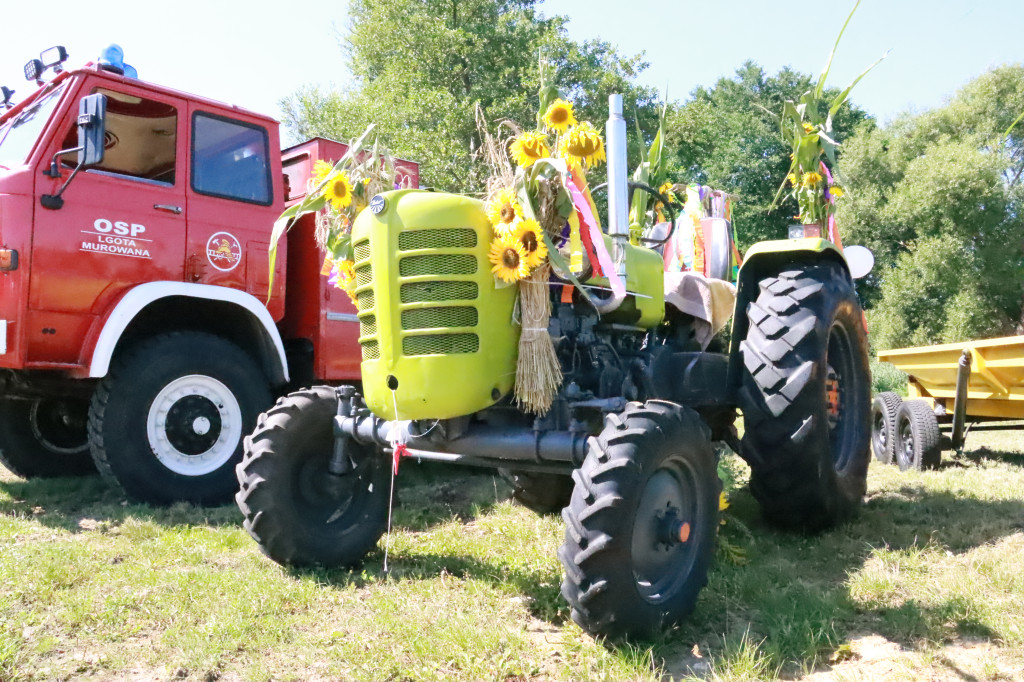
[0,46,417,504]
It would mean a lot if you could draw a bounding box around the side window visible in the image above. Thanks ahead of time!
[65,88,177,185]
[191,113,272,205]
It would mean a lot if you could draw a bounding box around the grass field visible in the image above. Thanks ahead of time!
[1,427,1022,681]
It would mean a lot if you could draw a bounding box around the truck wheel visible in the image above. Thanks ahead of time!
[0,398,95,478]
[871,392,902,465]
[236,386,391,567]
[88,332,272,505]
[498,469,573,514]
[738,263,871,532]
[558,401,719,640]
[895,400,942,471]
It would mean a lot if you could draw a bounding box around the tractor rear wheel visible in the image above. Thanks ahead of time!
[738,263,871,532]
[871,392,902,465]
[558,401,719,640]
[499,469,573,514]
[895,400,941,471]
[0,397,94,478]
[236,386,391,567]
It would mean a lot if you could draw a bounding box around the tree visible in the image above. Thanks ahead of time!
[838,65,1024,349]
[663,62,870,249]
[280,0,659,193]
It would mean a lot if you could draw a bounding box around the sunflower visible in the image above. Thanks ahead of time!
[559,121,606,169]
[543,98,577,133]
[802,122,815,134]
[488,234,530,283]
[514,218,547,268]
[509,131,551,168]
[324,172,354,209]
[787,172,798,186]
[801,171,823,188]
[829,185,845,198]
[485,187,522,232]
[312,160,334,185]
[658,181,677,203]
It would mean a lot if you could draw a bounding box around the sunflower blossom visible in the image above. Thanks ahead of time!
[543,99,577,133]
[802,122,815,134]
[830,185,845,198]
[559,121,606,169]
[486,187,522,233]
[488,234,530,283]
[509,131,551,168]
[312,160,333,184]
[324,172,354,209]
[514,218,547,269]
[801,172,823,188]
[658,181,677,203]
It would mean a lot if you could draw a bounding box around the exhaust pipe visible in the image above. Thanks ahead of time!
[587,94,628,314]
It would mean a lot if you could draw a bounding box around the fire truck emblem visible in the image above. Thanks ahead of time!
[206,232,242,272]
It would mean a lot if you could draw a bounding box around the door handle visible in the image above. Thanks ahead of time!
[154,204,182,215]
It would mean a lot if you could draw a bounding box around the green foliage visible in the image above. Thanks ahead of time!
[280,0,659,194]
[870,357,908,396]
[839,65,1024,347]
[664,62,870,249]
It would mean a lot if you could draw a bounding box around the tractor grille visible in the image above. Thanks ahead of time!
[401,306,477,330]
[359,314,377,338]
[398,228,477,251]
[400,280,478,303]
[403,333,479,357]
[354,263,373,288]
[352,238,378,360]
[399,254,477,277]
[396,227,482,358]
[361,340,380,360]
[353,240,371,263]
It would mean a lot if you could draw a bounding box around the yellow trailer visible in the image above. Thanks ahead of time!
[872,336,1024,470]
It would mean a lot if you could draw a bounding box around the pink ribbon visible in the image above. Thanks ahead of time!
[565,177,625,299]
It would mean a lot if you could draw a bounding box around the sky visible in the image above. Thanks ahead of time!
[2,0,1022,145]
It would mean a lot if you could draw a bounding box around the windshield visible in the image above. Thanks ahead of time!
[0,83,68,169]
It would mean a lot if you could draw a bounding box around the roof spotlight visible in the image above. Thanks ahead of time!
[40,46,69,72]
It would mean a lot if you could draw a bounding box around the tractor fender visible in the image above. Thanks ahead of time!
[726,238,852,392]
[86,281,289,384]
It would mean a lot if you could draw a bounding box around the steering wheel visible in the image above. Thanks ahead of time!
[589,181,678,247]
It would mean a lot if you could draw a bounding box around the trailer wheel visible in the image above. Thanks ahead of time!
[0,398,95,478]
[499,469,573,514]
[871,392,902,465]
[895,400,942,471]
[558,401,719,640]
[738,263,871,532]
[236,386,390,567]
[88,332,272,505]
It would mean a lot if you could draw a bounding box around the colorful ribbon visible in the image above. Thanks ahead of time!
[565,177,625,299]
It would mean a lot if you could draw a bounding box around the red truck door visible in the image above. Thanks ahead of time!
[184,108,282,306]
[29,80,187,366]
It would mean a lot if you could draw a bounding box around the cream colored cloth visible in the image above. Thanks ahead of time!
[663,272,737,349]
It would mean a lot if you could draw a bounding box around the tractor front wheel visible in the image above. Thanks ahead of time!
[236,386,391,567]
[558,401,719,640]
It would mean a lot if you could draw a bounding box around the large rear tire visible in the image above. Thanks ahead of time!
[236,386,391,567]
[499,469,573,515]
[871,392,902,465]
[738,263,871,532]
[0,397,94,478]
[88,332,272,505]
[558,401,719,640]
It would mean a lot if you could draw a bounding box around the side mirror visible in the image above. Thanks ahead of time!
[40,93,108,210]
[77,93,107,166]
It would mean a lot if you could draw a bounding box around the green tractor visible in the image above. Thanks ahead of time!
[236,96,871,640]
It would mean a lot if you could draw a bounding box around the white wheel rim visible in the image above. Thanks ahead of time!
[146,375,242,477]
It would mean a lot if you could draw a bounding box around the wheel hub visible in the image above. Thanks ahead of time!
[147,375,242,477]
[825,365,841,429]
